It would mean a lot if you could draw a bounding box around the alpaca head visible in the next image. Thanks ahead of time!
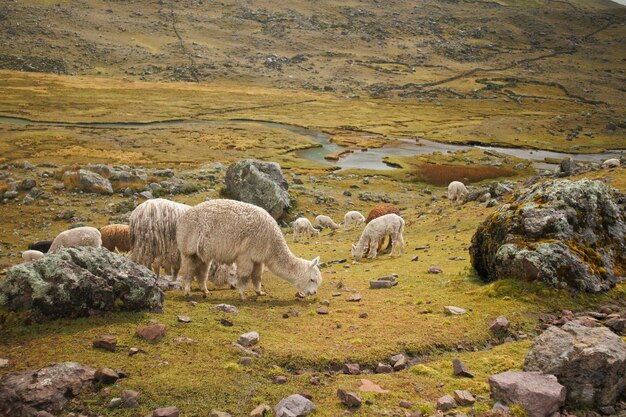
[296,256,322,296]
[226,263,238,288]
[351,244,363,261]
[312,227,320,236]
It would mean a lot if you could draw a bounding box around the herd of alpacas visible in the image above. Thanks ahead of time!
[20,180,471,300]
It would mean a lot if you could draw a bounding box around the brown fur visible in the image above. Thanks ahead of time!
[100,224,131,252]
[366,204,400,250]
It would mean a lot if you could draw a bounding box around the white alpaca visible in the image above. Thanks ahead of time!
[129,198,190,280]
[293,217,320,242]
[49,226,102,252]
[344,211,365,230]
[207,262,239,289]
[448,181,469,204]
[351,213,405,260]
[22,250,44,262]
[314,214,340,230]
[176,199,322,299]
[602,158,620,168]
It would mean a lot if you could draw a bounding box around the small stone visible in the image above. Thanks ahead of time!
[428,266,443,274]
[220,318,234,327]
[343,363,360,375]
[409,411,424,417]
[109,398,123,409]
[320,299,331,306]
[436,394,457,411]
[188,301,198,307]
[95,367,119,385]
[393,356,407,371]
[399,400,412,408]
[359,312,368,319]
[375,363,393,373]
[238,332,260,347]
[93,335,117,352]
[358,378,389,393]
[153,406,180,417]
[490,316,510,332]
[309,376,321,385]
[250,404,271,417]
[136,324,166,343]
[210,410,232,417]
[453,390,475,406]
[274,375,288,384]
[337,389,362,407]
[316,307,329,315]
[452,359,474,378]
[347,293,362,302]
[369,279,397,289]
[274,394,316,417]
[122,389,140,408]
[411,255,419,262]
[215,304,239,314]
[240,357,253,366]
[129,347,143,356]
[444,306,466,315]
[0,358,9,368]
[177,315,191,323]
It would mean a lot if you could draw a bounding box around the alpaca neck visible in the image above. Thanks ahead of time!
[266,241,308,286]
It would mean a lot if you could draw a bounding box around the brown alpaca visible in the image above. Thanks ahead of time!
[365,204,400,251]
[100,224,131,252]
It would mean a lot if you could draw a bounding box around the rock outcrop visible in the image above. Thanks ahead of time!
[223,159,290,219]
[470,179,625,292]
[524,321,626,408]
[0,247,164,321]
[62,169,113,194]
[489,371,566,417]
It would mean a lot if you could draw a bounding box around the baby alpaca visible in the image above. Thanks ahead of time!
[49,226,102,252]
[344,211,365,230]
[293,217,320,242]
[448,181,468,204]
[351,213,405,260]
[315,215,340,230]
[22,250,44,262]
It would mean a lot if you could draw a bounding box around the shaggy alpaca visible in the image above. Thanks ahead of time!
[365,203,400,250]
[129,198,190,279]
[602,158,620,168]
[177,199,322,299]
[22,250,44,262]
[28,240,53,253]
[351,213,405,260]
[100,224,131,252]
[207,262,239,289]
[344,211,365,230]
[293,217,320,242]
[49,226,102,252]
[314,214,340,230]
[448,181,468,204]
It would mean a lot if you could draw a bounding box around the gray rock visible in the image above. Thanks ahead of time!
[337,389,361,408]
[92,335,117,352]
[238,332,260,347]
[109,398,123,409]
[17,178,36,191]
[490,316,510,332]
[210,410,232,417]
[153,406,180,417]
[0,362,95,416]
[452,359,474,378]
[375,363,393,373]
[436,394,457,411]
[453,390,475,406]
[223,160,290,219]
[95,367,118,384]
[0,247,164,321]
[444,306,466,315]
[524,321,626,408]
[4,190,18,199]
[470,179,626,292]
[343,363,360,375]
[275,394,316,417]
[214,304,239,314]
[250,404,271,417]
[489,371,566,417]
[63,169,113,194]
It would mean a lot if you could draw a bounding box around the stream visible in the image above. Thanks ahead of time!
[0,115,623,171]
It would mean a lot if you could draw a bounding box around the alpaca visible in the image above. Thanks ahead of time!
[129,198,190,279]
[448,181,468,204]
[314,214,340,230]
[365,203,400,251]
[344,211,365,230]
[602,158,620,168]
[176,199,322,299]
[99,224,131,252]
[49,226,102,252]
[293,217,320,242]
[28,240,53,253]
[22,250,44,262]
[351,213,405,261]
[207,262,239,289]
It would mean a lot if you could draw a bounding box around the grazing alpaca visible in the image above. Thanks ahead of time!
[176,199,322,299]
[129,198,190,279]
[22,250,44,262]
[207,262,239,289]
[314,214,340,230]
[448,181,468,204]
[351,213,405,261]
[366,203,400,251]
[344,211,365,230]
[602,158,620,168]
[99,224,131,252]
[49,227,102,252]
[293,217,320,242]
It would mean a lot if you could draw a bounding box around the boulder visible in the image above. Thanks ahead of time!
[0,362,95,417]
[489,371,566,417]
[238,332,260,347]
[524,321,626,408]
[470,179,625,292]
[223,160,290,219]
[337,389,362,407]
[62,169,113,194]
[275,394,316,417]
[0,247,164,321]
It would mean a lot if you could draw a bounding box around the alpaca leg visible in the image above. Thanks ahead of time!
[294,228,299,242]
[251,262,266,296]
[152,259,161,279]
[367,243,378,259]
[397,232,405,256]
[180,255,194,296]
[197,261,210,298]
[385,235,393,251]
[236,259,254,300]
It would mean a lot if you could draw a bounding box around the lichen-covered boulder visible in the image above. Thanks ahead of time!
[62,169,113,194]
[524,321,626,408]
[223,159,290,219]
[0,362,95,417]
[470,179,625,292]
[0,247,164,321]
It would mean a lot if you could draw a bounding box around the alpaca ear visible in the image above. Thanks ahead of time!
[311,256,320,268]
